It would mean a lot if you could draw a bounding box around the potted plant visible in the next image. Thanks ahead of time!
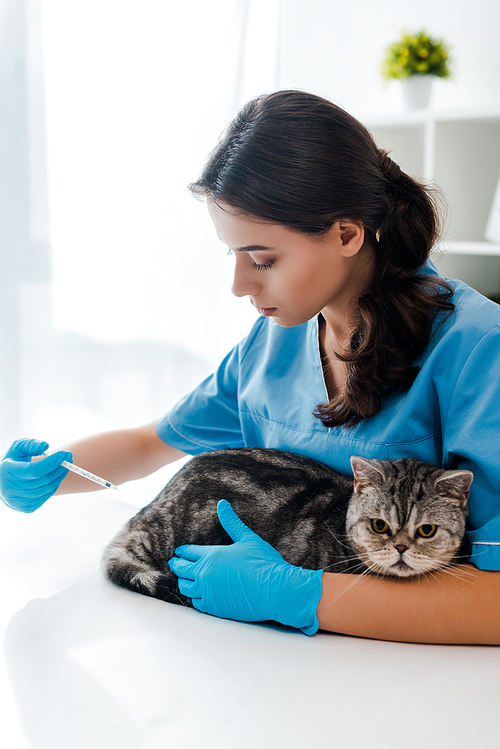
[381,30,452,108]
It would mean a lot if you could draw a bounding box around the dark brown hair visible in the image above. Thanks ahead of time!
[189,90,454,428]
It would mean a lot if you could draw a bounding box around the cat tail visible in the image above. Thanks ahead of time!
[101,529,189,607]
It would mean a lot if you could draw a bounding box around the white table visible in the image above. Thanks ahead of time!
[1,466,499,749]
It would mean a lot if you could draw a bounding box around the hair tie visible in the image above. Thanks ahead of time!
[379,150,402,182]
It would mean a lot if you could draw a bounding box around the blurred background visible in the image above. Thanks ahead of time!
[1,0,499,450]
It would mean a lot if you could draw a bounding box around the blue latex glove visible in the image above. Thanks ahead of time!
[168,499,323,635]
[0,438,72,513]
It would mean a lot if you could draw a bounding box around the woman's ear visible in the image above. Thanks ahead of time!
[338,221,365,257]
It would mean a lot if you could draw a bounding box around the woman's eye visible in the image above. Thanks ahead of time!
[417,524,437,538]
[371,519,390,534]
[252,260,276,271]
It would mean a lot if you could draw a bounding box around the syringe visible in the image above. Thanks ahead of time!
[42,452,127,494]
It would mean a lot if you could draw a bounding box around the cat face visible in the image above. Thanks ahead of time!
[345,457,472,578]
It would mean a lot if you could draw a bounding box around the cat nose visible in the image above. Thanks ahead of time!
[395,544,408,554]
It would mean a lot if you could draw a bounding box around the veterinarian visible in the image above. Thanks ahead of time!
[2,91,500,644]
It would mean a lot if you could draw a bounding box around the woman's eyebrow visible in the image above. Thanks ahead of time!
[215,233,274,252]
[236,245,273,252]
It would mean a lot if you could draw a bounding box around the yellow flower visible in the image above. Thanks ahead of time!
[381,29,451,80]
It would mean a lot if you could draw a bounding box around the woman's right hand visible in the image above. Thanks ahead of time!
[0,438,72,513]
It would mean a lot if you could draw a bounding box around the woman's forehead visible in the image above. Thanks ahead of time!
[208,200,290,249]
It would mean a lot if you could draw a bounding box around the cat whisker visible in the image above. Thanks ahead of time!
[436,565,483,584]
[444,561,472,572]
[424,569,447,589]
[322,558,367,572]
[427,557,481,577]
[329,566,381,604]
[329,576,365,604]
[451,554,480,564]
[322,521,353,551]
[421,561,481,584]
[325,546,366,563]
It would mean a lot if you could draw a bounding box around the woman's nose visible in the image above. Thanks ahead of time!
[231,261,261,298]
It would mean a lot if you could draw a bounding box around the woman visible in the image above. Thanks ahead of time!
[2,91,500,643]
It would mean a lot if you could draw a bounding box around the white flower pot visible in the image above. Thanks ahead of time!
[400,75,434,109]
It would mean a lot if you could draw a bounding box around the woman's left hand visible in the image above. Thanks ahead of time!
[168,500,323,635]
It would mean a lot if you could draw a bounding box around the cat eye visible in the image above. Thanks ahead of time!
[417,524,437,538]
[371,519,390,534]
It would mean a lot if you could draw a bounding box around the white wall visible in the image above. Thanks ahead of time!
[276,0,500,116]
[4,0,500,445]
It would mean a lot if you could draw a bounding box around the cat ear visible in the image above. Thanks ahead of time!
[350,456,386,493]
[434,470,473,507]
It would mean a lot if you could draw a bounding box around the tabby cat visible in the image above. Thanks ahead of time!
[102,448,472,607]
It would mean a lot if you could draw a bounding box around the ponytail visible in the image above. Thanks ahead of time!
[190,91,455,428]
[315,150,454,428]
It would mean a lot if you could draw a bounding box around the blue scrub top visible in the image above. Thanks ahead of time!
[157,262,500,571]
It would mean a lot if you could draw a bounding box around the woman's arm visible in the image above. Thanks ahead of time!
[168,502,500,645]
[318,566,500,644]
[55,421,186,494]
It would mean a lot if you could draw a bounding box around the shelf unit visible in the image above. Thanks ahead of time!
[362,108,500,296]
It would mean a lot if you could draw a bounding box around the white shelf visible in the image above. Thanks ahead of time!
[439,240,500,256]
[363,107,500,128]
[360,108,500,295]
